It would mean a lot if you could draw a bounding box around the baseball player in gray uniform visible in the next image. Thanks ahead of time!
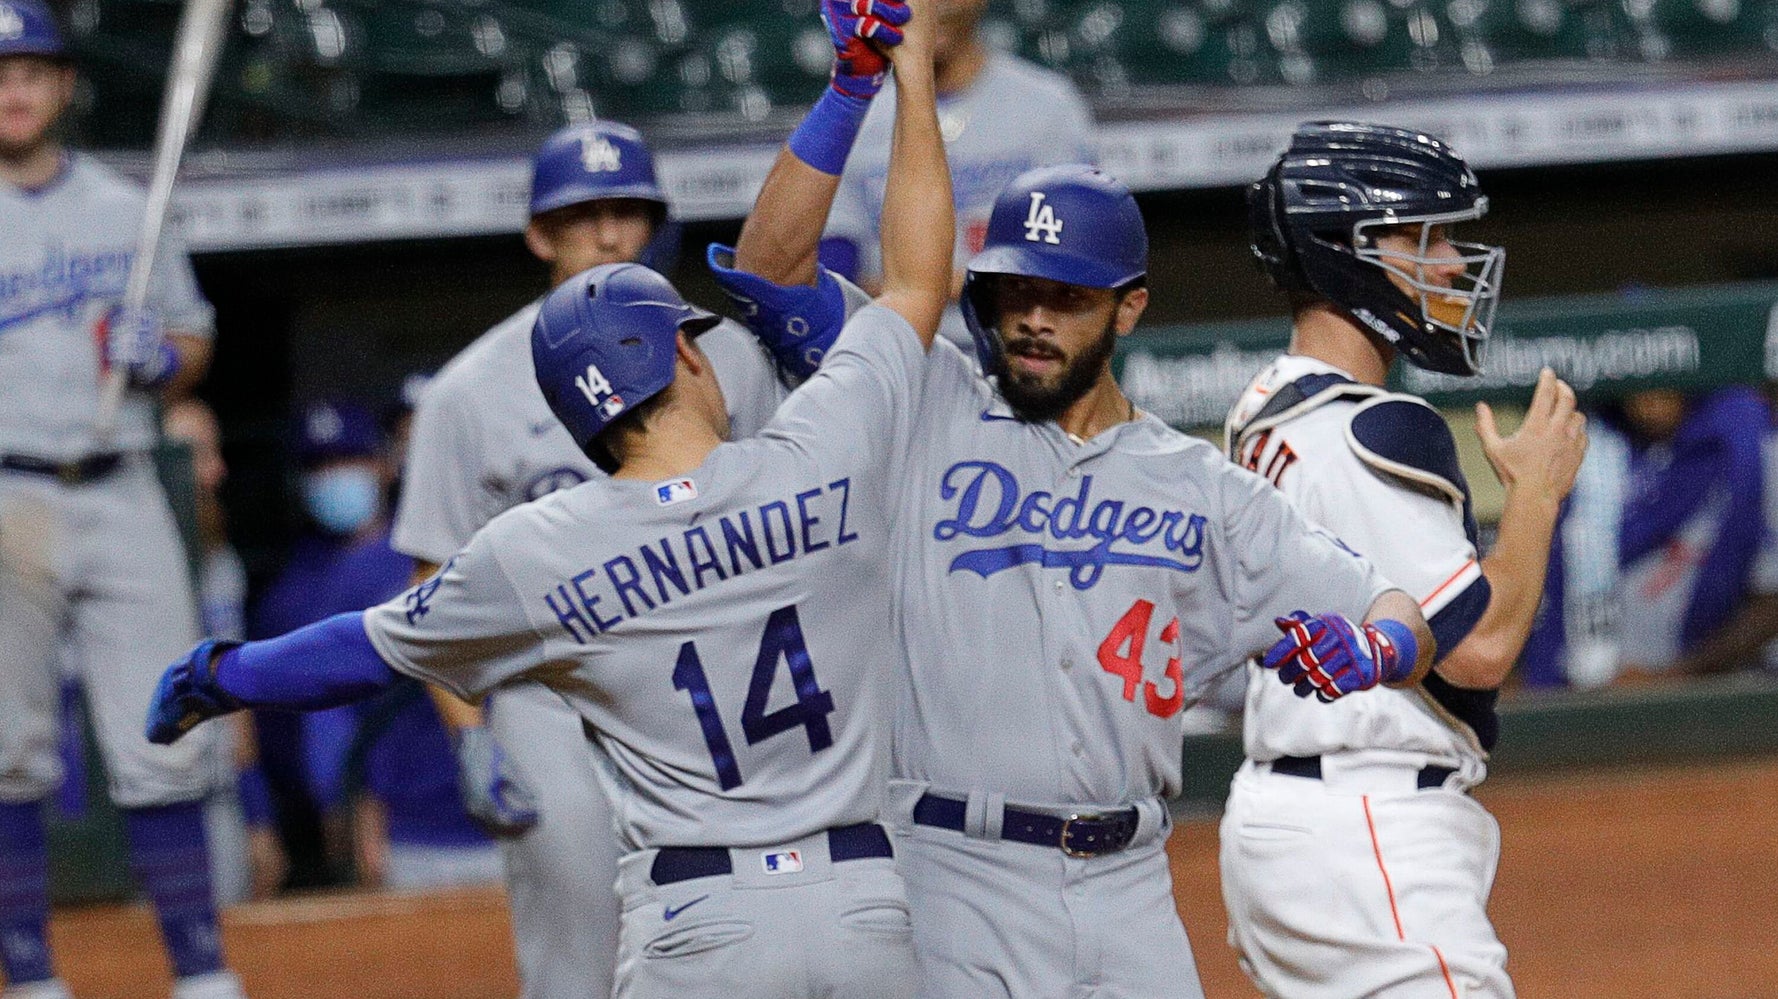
[0,7,246,998]
[394,120,788,998]
[726,129,1440,999]
[1222,122,1586,999]
[144,15,954,997]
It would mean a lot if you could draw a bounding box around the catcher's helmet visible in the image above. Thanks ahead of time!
[1249,121,1504,376]
[0,0,66,58]
[961,164,1148,377]
[531,263,720,469]
[530,122,668,218]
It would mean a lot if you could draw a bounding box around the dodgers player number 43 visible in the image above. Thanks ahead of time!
[144,6,944,999]
[722,95,1441,999]
[1220,122,1587,999]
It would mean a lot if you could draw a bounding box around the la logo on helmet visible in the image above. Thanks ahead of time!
[580,136,623,174]
[1023,191,1063,245]
[0,4,23,40]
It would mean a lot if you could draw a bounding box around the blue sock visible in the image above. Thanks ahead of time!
[123,803,225,979]
[0,800,55,984]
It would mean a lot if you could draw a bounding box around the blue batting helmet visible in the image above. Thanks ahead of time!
[531,263,721,470]
[529,122,668,218]
[0,0,65,58]
[960,164,1148,376]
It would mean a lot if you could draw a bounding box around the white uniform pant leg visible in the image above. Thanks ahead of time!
[0,477,67,803]
[899,825,1205,999]
[615,849,913,999]
[1219,769,1513,999]
[488,681,620,999]
[67,466,208,808]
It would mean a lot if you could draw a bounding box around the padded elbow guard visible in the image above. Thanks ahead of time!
[707,243,845,379]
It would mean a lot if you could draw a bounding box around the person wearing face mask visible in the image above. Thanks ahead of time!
[245,399,389,887]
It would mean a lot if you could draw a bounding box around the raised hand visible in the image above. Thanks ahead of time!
[1262,611,1418,702]
[1474,366,1588,502]
[105,305,178,388]
[821,0,912,98]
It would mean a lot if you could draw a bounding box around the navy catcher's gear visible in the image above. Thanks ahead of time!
[529,122,669,219]
[1263,611,1417,702]
[960,164,1148,377]
[530,263,722,463]
[146,640,244,745]
[0,0,66,58]
[1248,121,1504,376]
[454,726,541,837]
[707,244,845,380]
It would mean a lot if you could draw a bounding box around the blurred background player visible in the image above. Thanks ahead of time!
[731,119,1433,997]
[161,400,285,905]
[823,0,1095,349]
[1523,385,1766,686]
[1222,121,1587,998]
[391,115,806,993]
[0,2,247,996]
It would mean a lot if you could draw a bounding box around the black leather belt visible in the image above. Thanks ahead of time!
[650,822,893,886]
[912,792,1140,858]
[0,452,123,485]
[1270,754,1460,790]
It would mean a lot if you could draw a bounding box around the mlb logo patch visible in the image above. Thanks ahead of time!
[598,395,626,419]
[762,850,802,875]
[655,478,698,506]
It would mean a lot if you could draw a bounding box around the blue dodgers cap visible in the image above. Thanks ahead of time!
[961,164,1149,375]
[0,0,65,58]
[295,400,382,466]
[529,121,669,218]
[530,263,720,458]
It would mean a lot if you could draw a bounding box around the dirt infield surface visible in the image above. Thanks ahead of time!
[47,757,1778,998]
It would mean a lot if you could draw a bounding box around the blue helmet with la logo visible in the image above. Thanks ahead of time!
[529,121,669,218]
[961,164,1148,376]
[0,0,66,58]
[531,263,721,471]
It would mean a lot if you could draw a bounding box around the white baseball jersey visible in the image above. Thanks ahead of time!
[826,52,1094,346]
[891,341,1396,804]
[365,304,922,849]
[393,304,785,566]
[0,156,215,458]
[1226,354,1496,771]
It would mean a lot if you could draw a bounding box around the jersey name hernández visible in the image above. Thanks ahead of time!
[366,304,920,852]
[1225,354,1498,769]
[890,340,1393,807]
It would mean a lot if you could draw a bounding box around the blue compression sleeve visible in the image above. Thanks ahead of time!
[216,612,400,710]
[1370,618,1420,685]
[787,88,870,176]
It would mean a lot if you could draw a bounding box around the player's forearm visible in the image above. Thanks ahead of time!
[875,30,952,342]
[216,612,402,710]
[161,332,211,399]
[1435,488,1563,689]
[734,153,843,288]
[1363,588,1435,685]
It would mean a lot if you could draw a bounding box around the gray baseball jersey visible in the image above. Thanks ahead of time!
[367,303,922,850]
[826,53,1094,346]
[892,340,1395,804]
[0,156,215,459]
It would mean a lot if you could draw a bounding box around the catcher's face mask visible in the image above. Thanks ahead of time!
[1353,207,1505,376]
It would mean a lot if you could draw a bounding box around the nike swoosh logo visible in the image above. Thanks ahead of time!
[529,420,555,436]
[980,410,1019,422]
[663,895,710,921]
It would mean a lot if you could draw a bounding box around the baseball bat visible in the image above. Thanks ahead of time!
[93,0,234,442]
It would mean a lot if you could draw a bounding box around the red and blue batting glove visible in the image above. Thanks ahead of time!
[821,0,911,98]
[1262,611,1418,702]
[105,305,179,388]
[146,639,245,745]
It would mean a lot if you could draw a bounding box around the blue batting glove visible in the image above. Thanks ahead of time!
[1262,611,1416,702]
[821,0,911,98]
[454,726,540,837]
[147,639,245,744]
[105,305,178,388]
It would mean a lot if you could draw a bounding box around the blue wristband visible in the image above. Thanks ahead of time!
[787,87,870,177]
[1370,618,1419,685]
[236,764,275,828]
